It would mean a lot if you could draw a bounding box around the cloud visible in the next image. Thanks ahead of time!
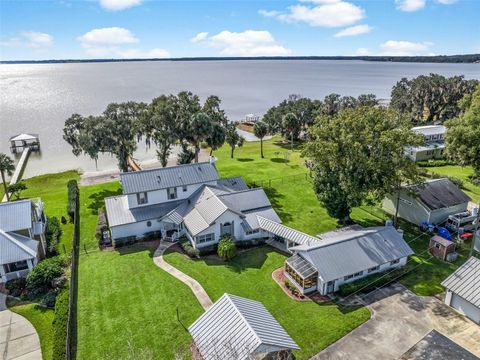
[435,0,457,4]
[355,47,370,55]
[77,27,168,58]
[259,0,365,28]
[379,40,433,56]
[191,30,292,56]
[395,0,426,12]
[0,31,53,49]
[334,24,373,38]
[99,0,141,11]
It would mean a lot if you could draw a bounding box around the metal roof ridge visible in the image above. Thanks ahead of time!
[307,227,394,251]
[119,161,214,177]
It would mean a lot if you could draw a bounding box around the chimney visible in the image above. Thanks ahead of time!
[209,156,216,165]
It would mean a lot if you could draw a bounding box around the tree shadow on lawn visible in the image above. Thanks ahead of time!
[270,158,289,164]
[87,188,123,215]
[273,140,305,151]
[263,187,293,223]
[115,241,159,257]
[236,158,254,162]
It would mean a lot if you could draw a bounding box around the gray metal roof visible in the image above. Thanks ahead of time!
[0,200,33,232]
[218,188,272,213]
[217,177,249,192]
[257,216,320,246]
[120,162,219,194]
[188,293,299,360]
[405,178,471,211]
[243,208,281,231]
[412,125,446,136]
[292,226,414,282]
[104,195,183,227]
[0,230,38,264]
[442,257,480,307]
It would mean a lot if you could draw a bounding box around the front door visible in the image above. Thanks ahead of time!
[221,222,233,236]
[327,281,335,294]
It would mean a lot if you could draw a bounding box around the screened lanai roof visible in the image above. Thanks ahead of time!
[286,254,317,279]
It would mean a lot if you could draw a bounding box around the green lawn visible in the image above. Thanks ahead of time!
[7,299,55,360]
[163,246,370,360]
[426,165,480,203]
[76,243,203,360]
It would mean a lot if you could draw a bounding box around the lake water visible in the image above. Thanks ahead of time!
[1,60,479,178]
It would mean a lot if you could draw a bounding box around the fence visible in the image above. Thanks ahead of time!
[250,172,313,189]
[66,187,79,360]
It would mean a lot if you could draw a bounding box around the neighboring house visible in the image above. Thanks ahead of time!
[188,293,300,360]
[284,225,414,295]
[382,178,471,226]
[0,199,47,283]
[406,125,446,162]
[442,257,480,324]
[105,161,291,248]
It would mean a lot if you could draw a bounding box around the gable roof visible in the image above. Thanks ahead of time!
[291,226,414,282]
[411,125,446,137]
[257,216,320,246]
[0,230,38,264]
[405,178,471,211]
[188,293,299,360]
[0,200,32,232]
[442,257,480,307]
[120,162,219,194]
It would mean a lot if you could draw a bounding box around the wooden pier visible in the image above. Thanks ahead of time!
[2,147,31,202]
[10,133,40,154]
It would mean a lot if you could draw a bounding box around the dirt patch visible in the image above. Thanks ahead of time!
[236,123,254,132]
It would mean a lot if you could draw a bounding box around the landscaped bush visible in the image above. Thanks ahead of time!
[198,244,218,256]
[217,235,237,261]
[46,216,62,256]
[26,256,68,295]
[468,175,480,186]
[179,238,200,258]
[236,238,267,249]
[51,286,69,360]
[95,208,109,246]
[114,236,137,247]
[417,159,453,167]
[338,268,404,296]
[42,290,57,308]
[143,231,161,240]
[67,180,79,222]
[5,278,27,297]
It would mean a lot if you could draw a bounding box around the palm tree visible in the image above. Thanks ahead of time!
[0,153,15,201]
[253,121,268,158]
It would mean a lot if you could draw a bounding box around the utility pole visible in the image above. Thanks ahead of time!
[469,203,480,258]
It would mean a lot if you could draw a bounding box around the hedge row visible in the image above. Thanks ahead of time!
[52,286,69,360]
[67,180,78,222]
[338,267,405,297]
[417,159,454,167]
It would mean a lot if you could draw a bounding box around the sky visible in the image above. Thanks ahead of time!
[0,0,479,61]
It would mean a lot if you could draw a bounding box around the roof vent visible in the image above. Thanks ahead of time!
[157,176,161,184]
[198,166,202,172]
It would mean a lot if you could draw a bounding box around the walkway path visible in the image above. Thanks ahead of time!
[313,283,480,360]
[0,293,42,360]
[153,241,213,311]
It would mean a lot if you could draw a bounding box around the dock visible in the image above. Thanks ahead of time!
[128,155,142,171]
[2,147,31,202]
[10,133,40,154]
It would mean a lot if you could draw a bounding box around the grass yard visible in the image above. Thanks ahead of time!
[425,165,480,202]
[7,299,55,360]
[76,243,203,360]
[164,246,370,360]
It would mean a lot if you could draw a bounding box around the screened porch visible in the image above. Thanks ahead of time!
[284,254,318,293]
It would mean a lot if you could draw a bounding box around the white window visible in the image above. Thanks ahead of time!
[390,259,400,265]
[137,192,148,205]
[246,229,260,235]
[195,233,215,244]
[344,274,354,281]
[435,242,441,249]
[368,266,380,273]
[353,271,363,277]
[167,187,177,200]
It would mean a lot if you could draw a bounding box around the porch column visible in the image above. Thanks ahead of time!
[0,265,6,283]
[27,259,34,271]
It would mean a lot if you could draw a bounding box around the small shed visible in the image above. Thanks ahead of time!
[188,293,299,360]
[429,235,456,261]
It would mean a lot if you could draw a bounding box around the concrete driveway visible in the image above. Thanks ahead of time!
[313,284,480,360]
[0,293,42,360]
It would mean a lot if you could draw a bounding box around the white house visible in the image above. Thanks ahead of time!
[382,178,471,226]
[406,125,446,162]
[0,199,47,283]
[284,225,414,295]
[105,161,288,248]
[442,257,480,324]
[188,293,299,360]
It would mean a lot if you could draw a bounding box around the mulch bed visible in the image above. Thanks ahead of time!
[272,267,330,303]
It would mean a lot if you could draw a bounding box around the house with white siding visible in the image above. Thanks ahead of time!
[406,125,446,162]
[0,199,47,283]
[105,161,291,249]
[284,225,414,295]
[382,178,471,226]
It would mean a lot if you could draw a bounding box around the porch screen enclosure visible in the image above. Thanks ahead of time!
[285,254,317,290]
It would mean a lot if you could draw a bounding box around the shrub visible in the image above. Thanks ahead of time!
[217,236,237,261]
[26,256,68,293]
[417,159,453,167]
[7,181,27,200]
[447,176,464,189]
[143,231,161,240]
[95,208,109,245]
[468,175,480,186]
[52,286,69,360]
[67,180,79,222]
[61,216,67,225]
[46,216,62,256]
[180,239,200,258]
[5,278,27,297]
[42,290,57,308]
[338,268,404,296]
